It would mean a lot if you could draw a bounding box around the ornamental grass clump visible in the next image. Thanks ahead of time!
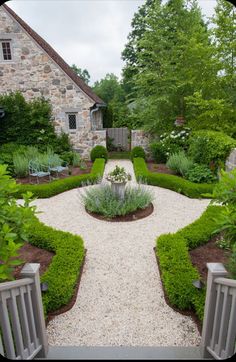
[81,184,153,218]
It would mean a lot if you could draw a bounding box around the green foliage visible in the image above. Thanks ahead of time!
[133,157,215,199]
[123,0,219,134]
[157,233,200,310]
[210,168,236,278]
[166,151,194,177]
[0,165,36,281]
[156,205,224,321]
[90,145,108,162]
[71,64,90,84]
[72,152,81,167]
[185,92,236,136]
[28,217,85,313]
[212,168,236,205]
[185,164,217,184]
[130,146,146,161]
[15,158,105,199]
[228,245,236,279]
[81,184,153,218]
[0,92,72,152]
[159,128,191,157]
[92,73,128,128]
[149,142,167,163]
[13,154,29,178]
[188,130,236,167]
[106,165,131,183]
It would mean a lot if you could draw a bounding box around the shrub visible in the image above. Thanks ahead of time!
[81,184,153,218]
[188,130,236,168]
[28,217,85,313]
[0,165,36,281]
[185,164,217,184]
[166,151,194,177]
[133,157,215,198]
[158,127,191,158]
[90,145,108,162]
[156,205,224,321]
[0,92,72,152]
[130,146,146,161]
[149,142,167,163]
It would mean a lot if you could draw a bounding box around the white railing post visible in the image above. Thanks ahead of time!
[200,263,228,359]
[20,263,48,358]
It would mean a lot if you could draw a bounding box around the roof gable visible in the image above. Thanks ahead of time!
[2,3,105,105]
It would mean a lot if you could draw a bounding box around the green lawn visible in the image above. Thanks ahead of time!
[108,151,131,159]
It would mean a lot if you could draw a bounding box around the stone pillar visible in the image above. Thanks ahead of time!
[225,148,236,172]
[131,130,152,158]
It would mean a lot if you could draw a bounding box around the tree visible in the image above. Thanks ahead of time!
[121,0,156,100]
[125,0,220,134]
[71,64,91,84]
[93,74,128,128]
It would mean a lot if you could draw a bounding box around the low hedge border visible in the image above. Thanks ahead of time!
[133,157,215,198]
[15,158,105,198]
[28,217,85,316]
[156,205,223,322]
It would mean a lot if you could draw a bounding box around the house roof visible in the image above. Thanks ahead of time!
[2,3,105,106]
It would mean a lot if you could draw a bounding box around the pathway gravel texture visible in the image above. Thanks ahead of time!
[32,160,211,347]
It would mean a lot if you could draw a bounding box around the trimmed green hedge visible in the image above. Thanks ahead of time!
[15,158,105,198]
[156,205,223,321]
[133,157,215,198]
[28,217,85,314]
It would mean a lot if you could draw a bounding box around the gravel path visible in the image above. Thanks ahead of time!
[33,160,210,347]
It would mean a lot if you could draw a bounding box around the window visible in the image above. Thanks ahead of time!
[1,40,12,61]
[68,113,77,130]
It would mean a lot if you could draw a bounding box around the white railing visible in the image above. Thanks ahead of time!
[201,263,236,360]
[0,263,48,360]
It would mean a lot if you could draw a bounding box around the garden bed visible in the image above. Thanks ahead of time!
[86,203,154,222]
[189,234,231,283]
[13,243,55,279]
[16,161,93,185]
[147,161,175,175]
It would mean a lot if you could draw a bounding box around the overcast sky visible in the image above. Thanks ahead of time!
[5,0,218,85]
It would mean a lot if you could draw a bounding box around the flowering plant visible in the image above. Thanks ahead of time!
[106,165,131,183]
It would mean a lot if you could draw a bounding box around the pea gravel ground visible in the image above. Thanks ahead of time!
[32,160,211,347]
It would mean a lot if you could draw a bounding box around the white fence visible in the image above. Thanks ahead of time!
[201,263,236,359]
[0,263,48,359]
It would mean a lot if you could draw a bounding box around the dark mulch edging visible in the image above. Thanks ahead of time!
[13,243,55,279]
[147,162,175,175]
[154,246,203,334]
[45,249,87,326]
[189,235,231,283]
[86,203,154,222]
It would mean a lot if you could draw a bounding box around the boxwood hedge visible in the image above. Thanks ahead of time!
[28,217,85,315]
[133,157,215,198]
[15,158,105,198]
[156,205,223,322]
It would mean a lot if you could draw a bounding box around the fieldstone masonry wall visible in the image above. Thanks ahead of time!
[131,130,152,158]
[0,6,104,159]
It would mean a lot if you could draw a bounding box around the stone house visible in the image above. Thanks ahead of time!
[0,3,106,158]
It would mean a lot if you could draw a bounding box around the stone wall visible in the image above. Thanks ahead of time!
[0,6,104,158]
[70,130,107,159]
[225,148,236,172]
[131,130,152,158]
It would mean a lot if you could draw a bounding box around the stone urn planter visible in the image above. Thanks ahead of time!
[111,180,127,200]
[106,165,131,200]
